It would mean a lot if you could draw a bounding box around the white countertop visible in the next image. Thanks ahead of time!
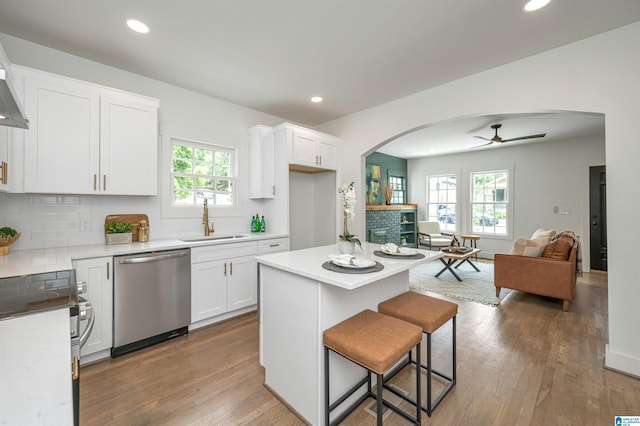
[255,243,443,290]
[0,232,288,278]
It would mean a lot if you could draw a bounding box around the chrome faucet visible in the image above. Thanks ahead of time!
[203,198,215,236]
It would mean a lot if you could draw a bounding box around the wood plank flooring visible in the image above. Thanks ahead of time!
[80,269,640,425]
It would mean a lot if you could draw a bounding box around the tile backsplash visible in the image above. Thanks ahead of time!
[0,193,248,251]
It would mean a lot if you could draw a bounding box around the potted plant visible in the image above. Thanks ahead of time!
[104,221,133,245]
[0,226,20,255]
[337,182,362,254]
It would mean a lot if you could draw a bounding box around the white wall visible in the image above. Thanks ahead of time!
[318,23,640,377]
[289,171,337,250]
[0,32,288,249]
[407,133,605,269]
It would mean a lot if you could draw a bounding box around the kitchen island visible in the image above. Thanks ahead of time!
[256,243,442,425]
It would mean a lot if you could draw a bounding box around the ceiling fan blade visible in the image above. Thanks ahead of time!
[469,141,493,149]
[502,133,547,143]
[473,136,491,141]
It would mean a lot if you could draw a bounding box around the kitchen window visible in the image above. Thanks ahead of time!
[163,137,238,217]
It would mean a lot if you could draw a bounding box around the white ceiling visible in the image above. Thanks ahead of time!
[1,0,639,129]
[377,111,606,159]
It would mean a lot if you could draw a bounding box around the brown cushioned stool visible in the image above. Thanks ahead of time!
[378,292,458,416]
[324,309,422,425]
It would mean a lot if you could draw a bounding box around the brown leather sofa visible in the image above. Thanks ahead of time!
[494,235,578,311]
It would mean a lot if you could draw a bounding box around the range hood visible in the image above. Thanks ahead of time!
[0,43,29,129]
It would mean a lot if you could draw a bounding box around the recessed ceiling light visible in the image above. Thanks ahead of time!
[127,19,149,34]
[310,96,323,103]
[0,114,6,120]
[523,0,551,12]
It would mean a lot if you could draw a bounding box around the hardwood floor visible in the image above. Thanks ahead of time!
[80,270,640,425]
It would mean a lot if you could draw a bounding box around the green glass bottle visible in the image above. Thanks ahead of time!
[260,215,266,232]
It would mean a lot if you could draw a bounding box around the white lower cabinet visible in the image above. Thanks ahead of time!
[73,257,113,364]
[191,241,258,325]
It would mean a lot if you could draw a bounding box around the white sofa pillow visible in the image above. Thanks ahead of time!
[531,228,556,240]
[510,237,550,257]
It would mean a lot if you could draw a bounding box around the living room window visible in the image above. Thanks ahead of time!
[426,174,457,232]
[471,170,508,235]
[170,138,237,209]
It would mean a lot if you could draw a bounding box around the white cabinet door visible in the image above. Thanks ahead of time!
[315,138,338,170]
[290,131,317,168]
[191,259,228,322]
[248,125,275,199]
[227,255,257,311]
[100,93,158,195]
[23,73,100,194]
[74,257,113,361]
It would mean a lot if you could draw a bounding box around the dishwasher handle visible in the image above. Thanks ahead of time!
[117,250,188,264]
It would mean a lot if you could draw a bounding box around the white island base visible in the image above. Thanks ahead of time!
[257,244,442,425]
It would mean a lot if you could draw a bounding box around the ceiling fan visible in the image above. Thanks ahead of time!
[472,123,546,148]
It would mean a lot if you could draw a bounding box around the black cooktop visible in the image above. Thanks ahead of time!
[0,269,78,319]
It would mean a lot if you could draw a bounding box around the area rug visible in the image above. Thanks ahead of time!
[409,260,510,306]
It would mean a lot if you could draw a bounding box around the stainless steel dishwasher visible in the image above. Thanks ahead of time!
[112,248,190,357]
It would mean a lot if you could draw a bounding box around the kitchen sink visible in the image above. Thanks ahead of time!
[180,234,251,243]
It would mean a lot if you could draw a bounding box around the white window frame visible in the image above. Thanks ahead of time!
[470,168,512,237]
[161,135,240,218]
[425,173,458,233]
[388,175,406,204]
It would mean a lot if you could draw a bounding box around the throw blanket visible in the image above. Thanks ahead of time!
[552,231,582,276]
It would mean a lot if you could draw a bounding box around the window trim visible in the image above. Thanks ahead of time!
[425,172,459,233]
[469,167,513,238]
[161,134,241,219]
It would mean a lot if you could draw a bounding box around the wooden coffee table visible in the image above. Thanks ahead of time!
[435,248,481,282]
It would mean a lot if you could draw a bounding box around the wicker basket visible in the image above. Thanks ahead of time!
[0,233,21,256]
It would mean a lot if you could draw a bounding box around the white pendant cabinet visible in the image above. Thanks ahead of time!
[73,257,113,364]
[15,65,159,195]
[191,241,258,325]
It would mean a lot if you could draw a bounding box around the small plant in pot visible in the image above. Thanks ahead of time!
[104,221,133,245]
[0,226,20,255]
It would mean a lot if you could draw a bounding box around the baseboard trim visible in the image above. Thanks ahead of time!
[604,344,640,379]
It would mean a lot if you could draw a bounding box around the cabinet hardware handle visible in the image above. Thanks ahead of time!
[103,175,106,191]
[72,356,79,380]
[272,185,275,195]
[93,174,97,191]
[224,262,227,276]
[230,262,233,275]
[319,155,322,165]
[107,262,110,280]
[269,243,280,248]
[0,161,7,185]
[315,154,319,164]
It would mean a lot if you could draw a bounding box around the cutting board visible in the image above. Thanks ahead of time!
[104,214,149,242]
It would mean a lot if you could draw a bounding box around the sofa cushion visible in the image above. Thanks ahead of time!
[542,235,574,260]
[510,237,550,257]
[531,228,556,240]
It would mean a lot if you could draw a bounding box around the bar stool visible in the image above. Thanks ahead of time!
[324,309,422,426]
[378,292,458,416]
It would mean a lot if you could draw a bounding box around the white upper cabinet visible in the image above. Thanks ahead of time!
[100,93,158,195]
[275,123,339,172]
[248,124,275,199]
[17,66,159,195]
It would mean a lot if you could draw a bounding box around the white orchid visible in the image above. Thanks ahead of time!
[338,182,361,248]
